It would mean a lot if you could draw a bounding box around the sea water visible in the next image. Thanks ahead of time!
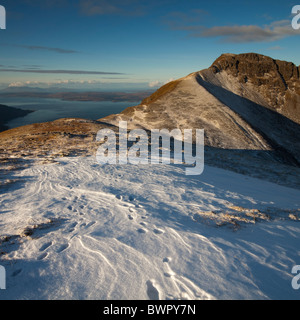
[1,97,137,129]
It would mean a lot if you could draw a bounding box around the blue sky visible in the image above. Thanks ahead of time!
[0,0,300,91]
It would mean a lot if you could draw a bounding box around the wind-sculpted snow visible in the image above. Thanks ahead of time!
[0,157,300,299]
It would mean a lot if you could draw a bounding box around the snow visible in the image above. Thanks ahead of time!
[0,156,300,300]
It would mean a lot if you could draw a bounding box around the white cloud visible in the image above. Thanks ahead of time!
[148,80,161,88]
[168,17,300,43]
[148,78,175,88]
[7,80,106,89]
[8,82,26,87]
[199,20,299,43]
[164,78,175,84]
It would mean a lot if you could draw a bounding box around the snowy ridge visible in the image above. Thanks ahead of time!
[101,73,272,151]
[100,55,300,167]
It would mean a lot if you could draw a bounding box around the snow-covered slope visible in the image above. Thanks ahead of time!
[0,157,299,300]
[101,72,272,151]
[100,53,300,166]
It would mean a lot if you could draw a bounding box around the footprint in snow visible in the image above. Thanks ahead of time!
[146,280,160,300]
[137,228,148,234]
[69,222,78,228]
[39,241,52,252]
[163,259,176,278]
[116,194,136,203]
[66,222,78,233]
[85,221,96,229]
[11,269,22,277]
[153,228,165,235]
[57,243,69,253]
[37,252,48,260]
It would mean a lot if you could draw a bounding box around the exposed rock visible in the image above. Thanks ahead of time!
[209,53,300,124]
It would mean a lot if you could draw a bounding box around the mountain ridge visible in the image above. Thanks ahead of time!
[1,52,300,188]
[100,53,300,166]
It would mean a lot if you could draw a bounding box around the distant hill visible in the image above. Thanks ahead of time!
[0,86,50,93]
[0,104,32,132]
[0,90,152,103]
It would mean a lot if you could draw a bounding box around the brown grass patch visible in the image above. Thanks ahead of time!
[141,80,181,105]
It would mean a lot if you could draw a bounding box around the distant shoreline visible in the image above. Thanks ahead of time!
[0,90,153,103]
[0,104,33,132]
[0,98,138,131]
[0,91,152,132]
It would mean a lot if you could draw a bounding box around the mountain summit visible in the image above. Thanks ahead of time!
[207,53,300,124]
[101,53,300,167]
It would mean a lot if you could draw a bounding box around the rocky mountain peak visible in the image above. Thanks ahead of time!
[208,53,300,123]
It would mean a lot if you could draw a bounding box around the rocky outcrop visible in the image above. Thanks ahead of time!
[208,53,300,124]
